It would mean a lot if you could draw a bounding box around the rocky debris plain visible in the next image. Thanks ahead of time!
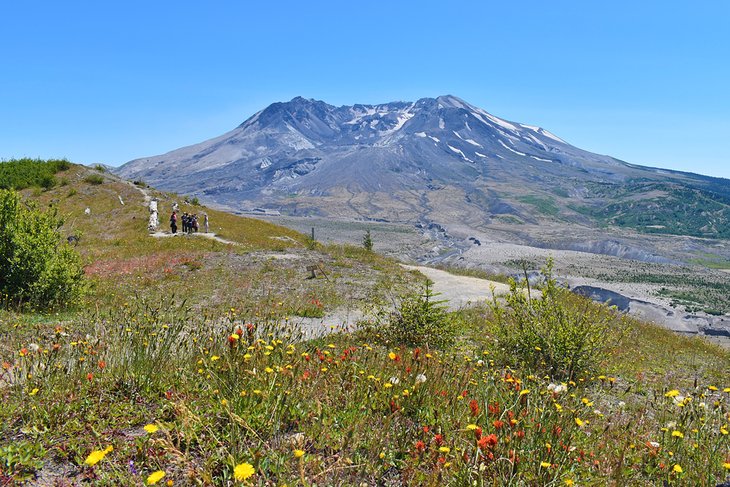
[571,284,730,346]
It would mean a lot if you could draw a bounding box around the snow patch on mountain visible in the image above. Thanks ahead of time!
[448,145,473,162]
[539,129,565,144]
[386,111,415,133]
[498,139,527,157]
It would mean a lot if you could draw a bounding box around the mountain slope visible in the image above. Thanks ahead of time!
[117,95,730,238]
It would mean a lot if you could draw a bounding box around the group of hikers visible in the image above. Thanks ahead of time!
[170,210,208,234]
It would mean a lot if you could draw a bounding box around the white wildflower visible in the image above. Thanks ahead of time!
[547,383,567,394]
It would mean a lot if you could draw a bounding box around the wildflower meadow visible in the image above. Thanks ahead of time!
[2,286,729,485]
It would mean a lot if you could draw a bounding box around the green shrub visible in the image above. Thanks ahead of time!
[0,158,70,190]
[377,281,456,348]
[83,174,104,185]
[490,258,622,379]
[0,189,86,310]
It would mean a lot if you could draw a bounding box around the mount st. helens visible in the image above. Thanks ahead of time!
[116,95,730,240]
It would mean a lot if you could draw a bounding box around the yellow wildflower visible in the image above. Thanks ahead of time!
[665,390,680,398]
[294,449,305,458]
[234,462,255,481]
[438,446,450,454]
[672,464,683,474]
[671,430,684,439]
[466,424,478,430]
[540,461,551,468]
[146,470,165,484]
[388,352,397,360]
[143,424,159,434]
[84,445,113,466]
[575,418,584,427]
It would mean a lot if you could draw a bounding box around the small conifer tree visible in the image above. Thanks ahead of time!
[362,229,373,251]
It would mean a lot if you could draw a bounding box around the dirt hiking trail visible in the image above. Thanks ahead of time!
[400,265,513,310]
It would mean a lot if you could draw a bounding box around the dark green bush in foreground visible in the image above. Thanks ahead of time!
[0,189,86,310]
[491,259,623,379]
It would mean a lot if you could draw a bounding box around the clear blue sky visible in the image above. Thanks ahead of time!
[2,1,729,179]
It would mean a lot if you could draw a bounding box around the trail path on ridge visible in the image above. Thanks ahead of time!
[400,265,514,310]
[149,230,237,245]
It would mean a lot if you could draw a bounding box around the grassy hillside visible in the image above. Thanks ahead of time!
[1,162,729,485]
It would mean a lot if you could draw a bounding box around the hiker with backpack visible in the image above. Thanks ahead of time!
[170,211,177,234]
